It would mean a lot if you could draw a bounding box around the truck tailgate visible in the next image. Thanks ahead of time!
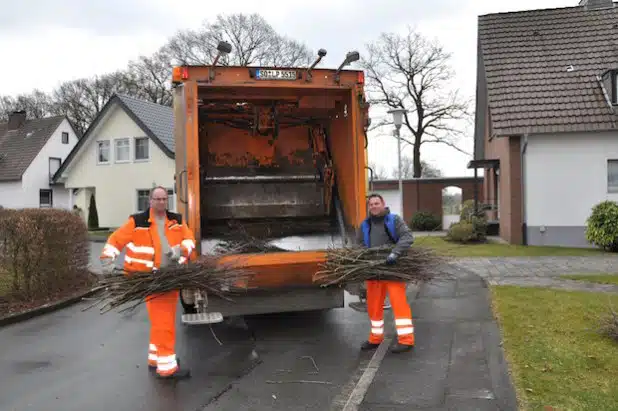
[217,250,327,289]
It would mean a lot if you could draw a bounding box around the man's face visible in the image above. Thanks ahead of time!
[368,196,386,216]
[150,188,168,213]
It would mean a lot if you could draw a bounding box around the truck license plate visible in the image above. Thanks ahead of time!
[256,69,297,81]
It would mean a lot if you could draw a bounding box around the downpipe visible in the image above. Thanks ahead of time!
[520,134,529,246]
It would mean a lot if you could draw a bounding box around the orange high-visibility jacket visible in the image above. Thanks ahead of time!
[100,208,197,273]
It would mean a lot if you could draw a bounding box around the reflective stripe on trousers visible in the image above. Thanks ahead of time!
[146,290,180,376]
[366,280,415,346]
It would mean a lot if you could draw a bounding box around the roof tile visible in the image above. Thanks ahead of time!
[479,3,618,135]
[0,116,65,181]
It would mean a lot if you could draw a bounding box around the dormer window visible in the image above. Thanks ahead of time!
[600,69,618,105]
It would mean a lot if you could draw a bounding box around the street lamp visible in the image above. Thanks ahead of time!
[387,108,407,219]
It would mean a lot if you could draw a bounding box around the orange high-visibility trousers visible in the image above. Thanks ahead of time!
[366,280,415,346]
[145,290,179,376]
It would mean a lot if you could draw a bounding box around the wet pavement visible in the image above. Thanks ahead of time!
[0,261,519,411]
[0,291,372,411]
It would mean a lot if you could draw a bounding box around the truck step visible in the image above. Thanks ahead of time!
[181,312,224,325]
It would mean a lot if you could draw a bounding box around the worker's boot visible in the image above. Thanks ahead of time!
[360,340,380,351]
[156,366,191,380]
[390,343,414,354]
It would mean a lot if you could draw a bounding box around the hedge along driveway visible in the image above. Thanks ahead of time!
[0,208,97,319]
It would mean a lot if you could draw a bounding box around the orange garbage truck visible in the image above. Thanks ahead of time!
[171,43,371,325]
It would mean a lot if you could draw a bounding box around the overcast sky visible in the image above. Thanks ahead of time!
[0,0,576,179]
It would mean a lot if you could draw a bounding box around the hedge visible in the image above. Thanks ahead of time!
[0,208,94,301]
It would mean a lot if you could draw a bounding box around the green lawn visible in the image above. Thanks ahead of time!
[560,273,618,286]
[413,236,609,257]
[491,286,618,411]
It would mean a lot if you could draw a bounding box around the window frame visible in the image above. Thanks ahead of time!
[49,157,61,181]
[97,140,110,164]
[40,189,53,208]
[61,131,69,144]
[134,137,150,161]
[136,189,150,212]
[607,159,618,193]
[114,138,131,163]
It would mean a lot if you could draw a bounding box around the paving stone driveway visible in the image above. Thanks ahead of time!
[450,256,618,294]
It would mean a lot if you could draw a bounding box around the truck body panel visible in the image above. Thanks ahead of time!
[172,63,369,318]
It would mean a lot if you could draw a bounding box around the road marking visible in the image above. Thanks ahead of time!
[340,337,392,411]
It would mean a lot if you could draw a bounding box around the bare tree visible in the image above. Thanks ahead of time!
[50,71,137,134]
[368,161,389,180]
[167,13,314,67]
[361,26,471,178]
[125,47,174,106]
[0,90,55,120]
[391,155,442,179]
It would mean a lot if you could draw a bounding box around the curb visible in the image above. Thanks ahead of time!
[0,287,103,328]
[89,235,108,243]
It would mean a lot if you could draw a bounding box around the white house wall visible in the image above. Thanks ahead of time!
[0,181,25,208]
[63,105,175,228]
[524,131,618,247]
[0,118,78,209]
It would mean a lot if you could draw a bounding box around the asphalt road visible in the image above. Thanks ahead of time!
[0,289,383,411]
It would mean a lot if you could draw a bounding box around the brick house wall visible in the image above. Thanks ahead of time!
[484,134,523,244]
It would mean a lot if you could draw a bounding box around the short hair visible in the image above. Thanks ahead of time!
[367,193,384,202]
[150,186,168,199]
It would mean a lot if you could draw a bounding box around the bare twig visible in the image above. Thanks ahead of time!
[87,259,253,314]
[313,245,449,287]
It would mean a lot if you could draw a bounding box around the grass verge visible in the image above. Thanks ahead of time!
[559,273,618,286]
[414,236,610,257]
[490,285,618,410]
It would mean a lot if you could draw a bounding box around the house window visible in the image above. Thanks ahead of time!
[61,132,69,144]
[137,190,150,212]
[97,141,110,164]
[49,157,61,181]
[115,138,130,162]
[135,137,149,161]
[609,160,618,193]
[40,189,53,208]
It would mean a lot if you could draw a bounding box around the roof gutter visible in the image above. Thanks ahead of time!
[520,132,529,246]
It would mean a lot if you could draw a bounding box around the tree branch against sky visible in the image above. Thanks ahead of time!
[0,12,314,134]
[361,26,472,178]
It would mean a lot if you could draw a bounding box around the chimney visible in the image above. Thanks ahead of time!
[7,110,27,131]
[579,0,615,9]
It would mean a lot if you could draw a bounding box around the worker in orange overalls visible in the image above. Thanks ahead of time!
[355,193,415,353]
[100,186,196,379]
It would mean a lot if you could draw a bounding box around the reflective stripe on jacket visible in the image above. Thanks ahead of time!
[360,213,399,248]
[100,208,197,273]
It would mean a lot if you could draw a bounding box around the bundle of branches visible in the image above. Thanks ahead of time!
[313,245,446,287]
[86,258,253,314]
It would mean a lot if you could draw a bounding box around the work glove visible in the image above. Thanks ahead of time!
[168,245,182,262]
[385,253,397,265]
[101,258,116,275]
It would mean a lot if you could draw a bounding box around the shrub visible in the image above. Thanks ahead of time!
[585,200,618,252]
[446,221,476,243]
[460,199,484,221]
[448,199,488,243]
[410,211,441,231]
[88,194,99,230]
[0,208,94,302]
